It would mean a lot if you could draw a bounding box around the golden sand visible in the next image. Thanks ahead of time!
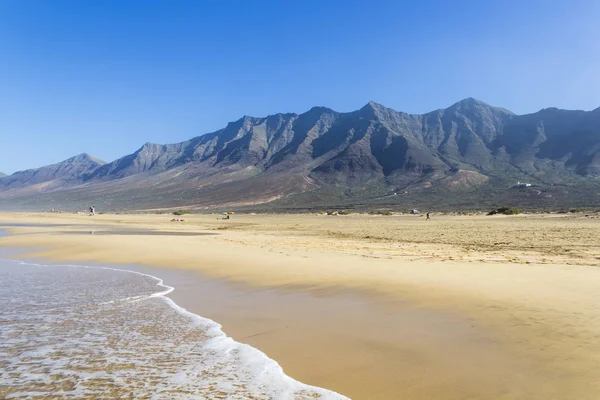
[1,212,600,399]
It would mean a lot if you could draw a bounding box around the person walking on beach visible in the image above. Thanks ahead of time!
[426,212,430,220]
[90,206,95,216]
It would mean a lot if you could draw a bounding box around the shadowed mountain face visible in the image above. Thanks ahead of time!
[0,172,6,178]
[1,99,600,211]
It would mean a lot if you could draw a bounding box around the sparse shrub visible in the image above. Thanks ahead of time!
[172,210,190,216]
[487,206,523,216]
[338,210,351,215]
[368,210,393,216]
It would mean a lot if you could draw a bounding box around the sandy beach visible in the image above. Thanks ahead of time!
[2,211,600,399]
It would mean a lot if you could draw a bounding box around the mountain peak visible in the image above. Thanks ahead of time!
[307,105,335,114]
[241,115,259,122]
[0,153,107,190]
[451,97,488,107]
[448,97,513,115]
[137,142,162,152]
[66,153,106,165]
[298,106,337,123]
[362,100,386,111]
[358,101,389,118]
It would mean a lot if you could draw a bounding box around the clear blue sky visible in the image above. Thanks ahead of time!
[1,0,599,174]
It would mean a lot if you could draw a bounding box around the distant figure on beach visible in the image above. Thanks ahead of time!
[426,212,430,220]
[90,206,95,216]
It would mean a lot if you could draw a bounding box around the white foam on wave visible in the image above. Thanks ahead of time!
[1,258,350,399]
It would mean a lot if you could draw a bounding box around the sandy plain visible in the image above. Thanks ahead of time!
[1,211,600,399]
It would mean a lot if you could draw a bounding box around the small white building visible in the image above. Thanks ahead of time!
[516,181,532,188]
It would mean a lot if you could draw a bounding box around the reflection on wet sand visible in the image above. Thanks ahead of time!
[67,230,218,237]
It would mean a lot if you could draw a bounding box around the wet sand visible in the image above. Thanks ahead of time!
[1,212,600,399]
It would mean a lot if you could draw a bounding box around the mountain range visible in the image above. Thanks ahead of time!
[1,98,599,212]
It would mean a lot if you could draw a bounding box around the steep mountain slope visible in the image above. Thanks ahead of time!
[0,154,106,190]
[82,99,600,188]
[494,107,600,179]
[1,99,599,211]
[85,110,333,180]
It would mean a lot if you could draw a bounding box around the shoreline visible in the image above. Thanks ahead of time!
[2,212,600,399]
[3,249,535,399]
[0,252,348,399]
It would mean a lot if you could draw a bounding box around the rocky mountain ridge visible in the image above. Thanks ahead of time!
[1,98,599,211]
[0,154,105,191]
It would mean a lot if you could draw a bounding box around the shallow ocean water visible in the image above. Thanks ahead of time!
[0,258,348,399]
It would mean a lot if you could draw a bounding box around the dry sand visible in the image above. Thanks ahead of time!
[1,212,600,399]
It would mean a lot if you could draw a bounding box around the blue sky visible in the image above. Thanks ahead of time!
[1,0,599,174]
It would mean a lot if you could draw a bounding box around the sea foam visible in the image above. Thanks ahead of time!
[0,258,349,399]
